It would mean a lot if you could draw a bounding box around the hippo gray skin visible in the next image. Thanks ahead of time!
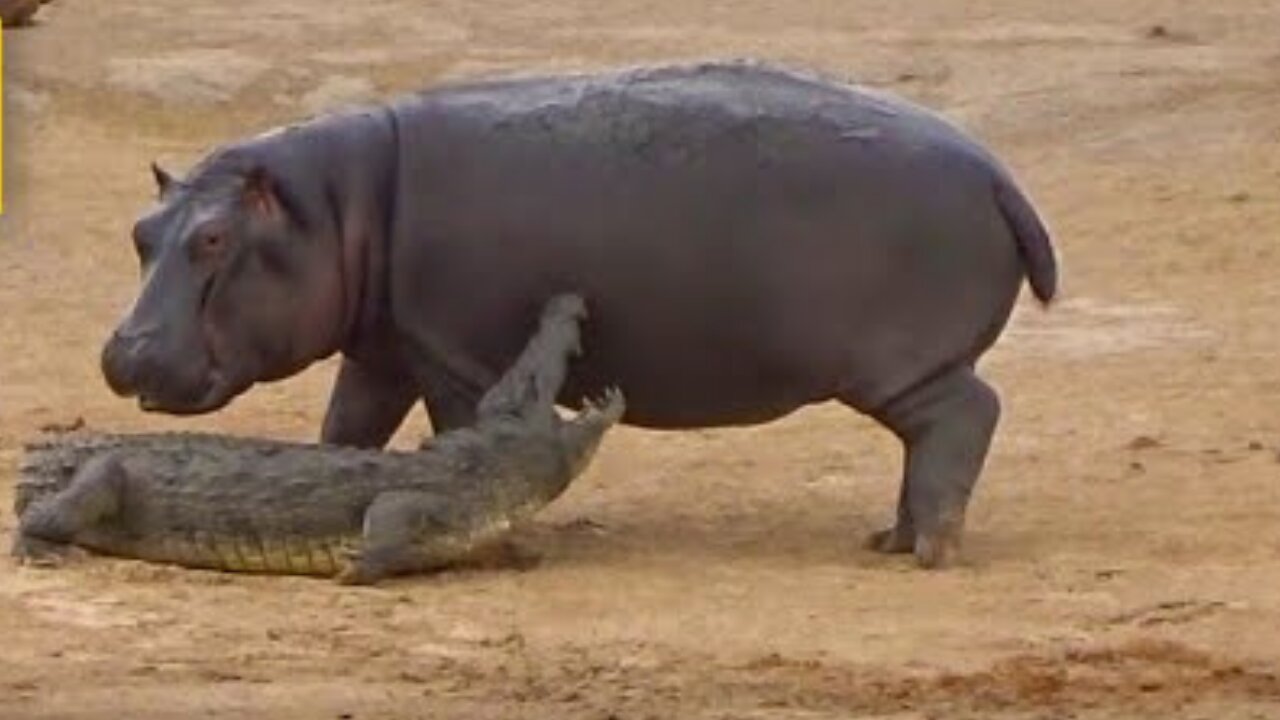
[102,61,1057,568]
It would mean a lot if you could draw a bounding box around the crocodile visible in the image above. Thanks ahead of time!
[11,294,624,584]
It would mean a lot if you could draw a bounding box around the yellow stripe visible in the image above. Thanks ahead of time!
[1,22,6,215]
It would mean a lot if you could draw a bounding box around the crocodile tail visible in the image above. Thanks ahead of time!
[993,174,1058,306]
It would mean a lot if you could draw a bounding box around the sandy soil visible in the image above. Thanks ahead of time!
[1,1,1279,718]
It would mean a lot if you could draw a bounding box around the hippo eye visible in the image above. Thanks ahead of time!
[195,232,227,256]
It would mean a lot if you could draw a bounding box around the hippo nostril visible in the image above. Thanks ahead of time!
[110,325,161,347]
[101,333,150,397]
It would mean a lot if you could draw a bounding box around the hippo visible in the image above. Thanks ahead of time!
[102,61,1057,568]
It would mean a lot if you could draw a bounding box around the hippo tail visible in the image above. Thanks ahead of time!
[992,175,1058,306]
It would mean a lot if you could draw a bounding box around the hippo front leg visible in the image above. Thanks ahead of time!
[863,366,1001,569]
[321,356,419,449]
[418,377,480,435]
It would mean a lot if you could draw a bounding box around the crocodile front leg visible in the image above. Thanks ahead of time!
[335,491,457,585]
[12,453,125,565]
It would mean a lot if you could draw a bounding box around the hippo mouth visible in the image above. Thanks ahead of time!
[137,369,237,415]
[102,336,239,416]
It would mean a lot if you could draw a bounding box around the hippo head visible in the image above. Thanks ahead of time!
[101,158,347,414]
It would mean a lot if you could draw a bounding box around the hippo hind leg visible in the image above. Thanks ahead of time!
[853,365,1001,569]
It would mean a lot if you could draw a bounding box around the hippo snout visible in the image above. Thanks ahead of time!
[101,330,156,398]
[101,330,212,408]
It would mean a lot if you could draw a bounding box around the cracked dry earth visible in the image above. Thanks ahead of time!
[2,1,1280,718]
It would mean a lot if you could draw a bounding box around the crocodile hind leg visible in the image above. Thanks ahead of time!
[335,491,456,585]
[861,366,1001,569]
[12,453,125,566]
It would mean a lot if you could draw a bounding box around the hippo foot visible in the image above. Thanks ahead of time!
[10,533,78,568]
[865,526,915,554]
[913,531,962,569]
[865,522,964,569]
[913,511,967,569]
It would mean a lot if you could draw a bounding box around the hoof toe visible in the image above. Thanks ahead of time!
[913,532,962,569]
[865,527,915,554]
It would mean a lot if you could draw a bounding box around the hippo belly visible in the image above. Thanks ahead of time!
[387,64,1028,428]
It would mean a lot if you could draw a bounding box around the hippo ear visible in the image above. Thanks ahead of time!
[150,162,175,197]
[242,166,285,220]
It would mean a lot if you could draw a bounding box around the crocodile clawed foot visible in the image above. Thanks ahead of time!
[583,386,626,421]
[333,546,379,585]
[472,538,542,572]
[333,545,366,585]
[334,557,388,586]
[334,563,374,586]
[11,533,78,568]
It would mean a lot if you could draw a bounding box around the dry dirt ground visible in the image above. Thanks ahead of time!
[1,1,1279,718]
